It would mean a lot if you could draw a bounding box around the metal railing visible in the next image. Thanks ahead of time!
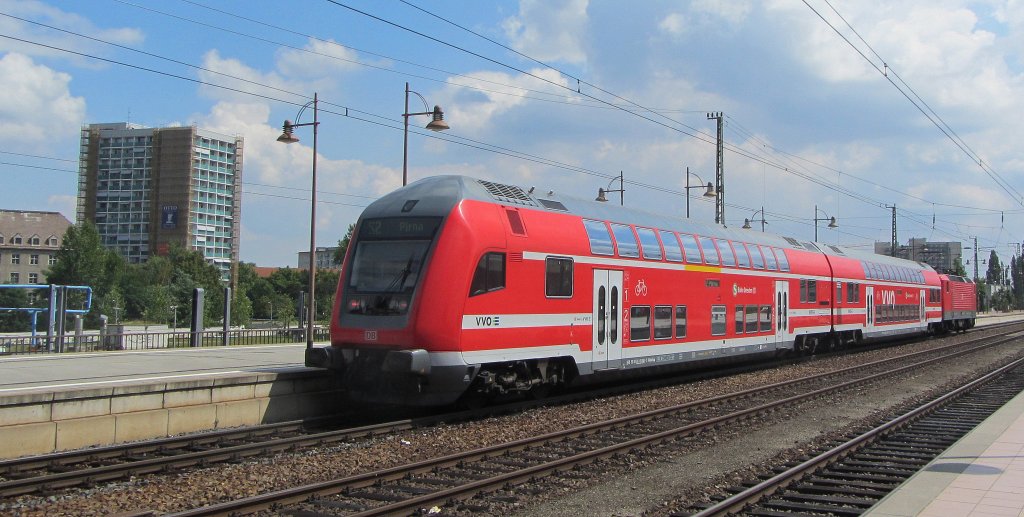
[0,326,330,356]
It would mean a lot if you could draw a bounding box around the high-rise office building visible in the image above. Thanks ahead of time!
[77,123,243,285]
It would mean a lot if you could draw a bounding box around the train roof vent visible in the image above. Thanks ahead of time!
[537,199,567,211]
[477,180,538,207]
[828,245,845,255]
[783,237,802,248]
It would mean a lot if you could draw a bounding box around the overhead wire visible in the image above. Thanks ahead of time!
[7,2,1013,250]
[801,0,1023,208]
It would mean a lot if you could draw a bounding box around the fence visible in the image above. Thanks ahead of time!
[0,326,330,355]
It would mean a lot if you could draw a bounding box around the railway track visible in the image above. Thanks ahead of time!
[160,328,1024,516]
[2,323,1018,504]
[685,354,1024,517]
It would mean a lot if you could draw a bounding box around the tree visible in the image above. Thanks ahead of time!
[45,223,108,288]
[0,287,31,332]
[986,250,1002,284]
[952,256,968,277]
[332,223,355,266]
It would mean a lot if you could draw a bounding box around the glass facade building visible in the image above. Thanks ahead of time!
[77,123,243,285]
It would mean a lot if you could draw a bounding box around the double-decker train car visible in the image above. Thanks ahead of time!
[306,175,976,406]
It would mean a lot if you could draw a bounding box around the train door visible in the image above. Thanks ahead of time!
[774,280,789,348]
[592,269,623,370]
[919,289,926,321]
[866,286,875,331]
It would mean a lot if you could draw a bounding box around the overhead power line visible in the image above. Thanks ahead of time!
[801,0,1023,208]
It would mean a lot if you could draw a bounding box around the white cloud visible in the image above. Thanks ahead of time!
[0,52,85,150]
[438,68,573,133]
[196,50,304,103]
[503,0,590,65]
[658,13,687,37]
[275,39,362,78]
[0,0,143,62]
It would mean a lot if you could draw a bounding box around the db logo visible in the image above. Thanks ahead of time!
[364,330,378,341]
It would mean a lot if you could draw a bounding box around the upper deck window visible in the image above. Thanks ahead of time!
[748,244,765,269]
[774,248,790,271]
[761,245,777,270]
[659,230,683,262]
[698,236,720,265]
[610,223,639,258]
[680,234,703,263]
[636,227,663,260]
[717,239,736,267]
[736,243,752,268]
[583,219,615,256]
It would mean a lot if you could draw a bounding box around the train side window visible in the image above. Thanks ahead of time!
[711,305,727,336]
[582,219,615,256]
[610,223,640,258]
[774,248,790,271]
[680,234,703,263]
[698,236,720,265]
[717,239,737,266]
[545,257,573,297]
[654,306,673,339]
[808,280,817,302]
[748,244,765,269]
[469,252,506,296]
[759,305,772,332]
[630,305,651,341]
[660,230,683,262]
[675,305,687,338]
[636,227,663,261]
[736,243,752,268]
[745,305,758,333]
[761,245,778,270]
[735,305,745,334]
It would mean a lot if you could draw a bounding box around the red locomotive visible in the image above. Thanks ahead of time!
[305,176,977,406]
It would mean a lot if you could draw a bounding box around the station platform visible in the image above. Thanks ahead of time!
[865,388,1024,517]
[0,343,342,459]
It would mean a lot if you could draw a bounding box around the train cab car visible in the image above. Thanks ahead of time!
[938,274,977,332]
[308,176,966,406]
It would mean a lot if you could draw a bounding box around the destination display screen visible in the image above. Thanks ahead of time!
[358,217,442,241]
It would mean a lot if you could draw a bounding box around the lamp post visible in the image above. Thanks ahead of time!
[402,82,449,186]
[813,204,838,242]
[170,305,177,331]
[276,93,319,349]
[595,171,625,205]
[684,167,717,219]
[742,207,768,232]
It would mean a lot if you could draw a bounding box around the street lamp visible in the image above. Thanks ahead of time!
[742,207,769,232]
[402,82,449,186]
[276,92,319,350]
[595,171,625,205]
[684,167,717,219]
[813,204,838,241]
[169,305,177,331]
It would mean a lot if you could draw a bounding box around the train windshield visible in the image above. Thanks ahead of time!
[348,217,442,293]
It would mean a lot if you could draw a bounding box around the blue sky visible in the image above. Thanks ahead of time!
[1,0,1023,270]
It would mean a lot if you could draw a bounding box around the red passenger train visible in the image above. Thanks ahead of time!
[305,176,977,406]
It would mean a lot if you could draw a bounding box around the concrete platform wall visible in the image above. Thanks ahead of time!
[0,371,343,459]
